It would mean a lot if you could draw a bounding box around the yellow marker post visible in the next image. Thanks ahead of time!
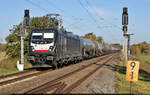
[126,60,140,82]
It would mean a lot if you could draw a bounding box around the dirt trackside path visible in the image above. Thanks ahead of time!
[71,54,120,94]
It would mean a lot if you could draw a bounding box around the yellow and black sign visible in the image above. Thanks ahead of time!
[126,60,140,82]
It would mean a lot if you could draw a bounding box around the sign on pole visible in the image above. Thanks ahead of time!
[126,60,140,82]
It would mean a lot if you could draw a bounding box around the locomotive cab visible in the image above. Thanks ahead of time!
[27,29,56,67]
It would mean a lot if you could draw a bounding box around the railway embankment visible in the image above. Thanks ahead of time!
[0,53,120,94]
[115,55,150,94]
[1,52,149,94]
[70,53,120,93]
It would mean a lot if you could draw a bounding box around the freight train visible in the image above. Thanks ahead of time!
[27,28,119,68]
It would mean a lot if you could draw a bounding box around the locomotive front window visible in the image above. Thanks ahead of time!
[31,33,43,41]
[43,33,54,38]
[31,32,54,43]
[32,36,42,40]
[43,33,54,41]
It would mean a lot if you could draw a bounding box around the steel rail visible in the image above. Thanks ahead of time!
[24,53,114,94]
[0,53,111,87]
[0,69,52,86]
[0,69,36,80]
[62,56,113,93]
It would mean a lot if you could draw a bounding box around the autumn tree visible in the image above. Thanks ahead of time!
[83,32,96,41]
[131,45,137,55]
[130,41,150,56]
[96,36,104,44]
[136,46,141,56]
[5,16,61,58]
[83,33,104,44]
[139,42,150,54]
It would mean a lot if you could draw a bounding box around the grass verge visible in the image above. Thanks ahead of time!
[0,68,18,76]
[116,56,150,94]
[0,53,32,76]
[139,55,150,64]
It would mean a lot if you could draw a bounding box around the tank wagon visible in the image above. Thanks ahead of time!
[80,38,95,58]
[27,28,118,68]
[92,40,103,57]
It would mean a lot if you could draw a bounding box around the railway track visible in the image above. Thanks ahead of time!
[0,69,52,86]
[24,53,117,94]
[0,53,111,87]
[0,69,36,81]
[0,52,119,94]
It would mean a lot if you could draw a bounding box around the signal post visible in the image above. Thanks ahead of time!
[122,7,140,94]
[122,7,128,65]
[17,10,30,71]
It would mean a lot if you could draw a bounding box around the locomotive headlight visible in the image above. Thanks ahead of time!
[49,46,53,51]
[30,46,34,51]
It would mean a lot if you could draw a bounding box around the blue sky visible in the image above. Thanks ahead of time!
[0,0,150,44]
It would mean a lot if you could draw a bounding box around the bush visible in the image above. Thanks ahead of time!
[131,42,150,56]
[0,58,18,69]
[0,44,6,52]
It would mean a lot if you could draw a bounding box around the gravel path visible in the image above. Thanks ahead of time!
[71,55,119,94]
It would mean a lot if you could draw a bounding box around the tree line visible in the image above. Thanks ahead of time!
[131,41,150,56]
[5,16,60,58]
[83,32,104,44]
[4,16,105,58]
[5,14,147,58]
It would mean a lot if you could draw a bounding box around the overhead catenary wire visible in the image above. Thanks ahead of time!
[46,0,90,31]
[25,0,49,13]
[78,0,101,29]
[46,0,79,20]
[85,0,123,44]
[78,0,121,43]
[25,0,102,34]
[85,0,122,30]
[25,0,86,32]
[78,0,115,41]
[25,0,122,44]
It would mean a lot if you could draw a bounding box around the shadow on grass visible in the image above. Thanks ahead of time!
[104,64,150,82]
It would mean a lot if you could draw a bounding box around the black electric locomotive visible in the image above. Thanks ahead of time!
[27,28,82,68]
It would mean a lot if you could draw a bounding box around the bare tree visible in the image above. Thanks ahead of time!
[0,38,2,44]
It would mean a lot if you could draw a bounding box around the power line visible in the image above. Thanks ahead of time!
[46,0,86,21]
[86,0,122,30]
[25,0,98,33]
[25,0,49,12]
[25,0,85,31]
[78,0,120,43]
[25,0,122,43]
[85,0,122,43]
[46,0,90,30]
[78,0,101,28]
[46,0,95,33]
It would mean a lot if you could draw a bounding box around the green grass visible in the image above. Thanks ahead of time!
[0,68,18,76]
[116,57,150,94]
[0,51,32,76]
[139,55,150,64]
[0,58,32,76]
[0,63,32,76]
